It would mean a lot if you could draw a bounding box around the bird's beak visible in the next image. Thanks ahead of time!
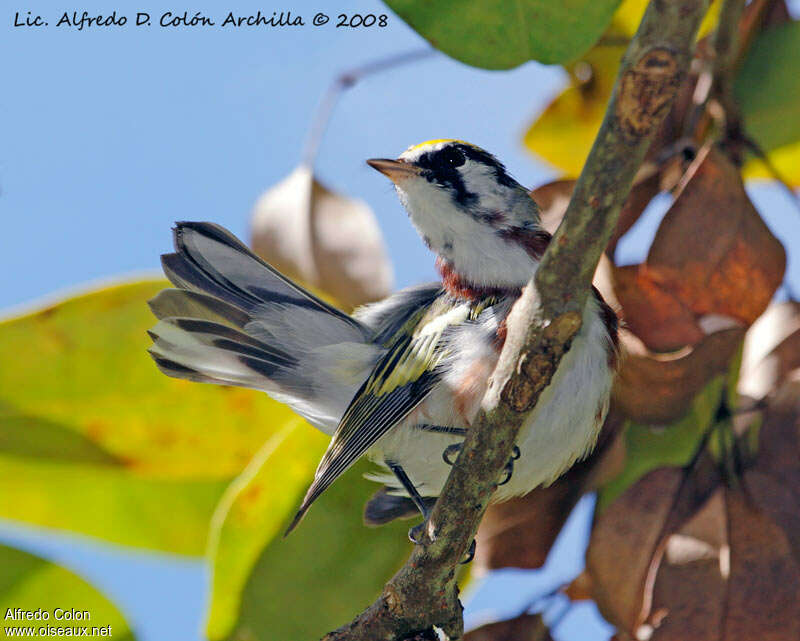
[366,158,421,183]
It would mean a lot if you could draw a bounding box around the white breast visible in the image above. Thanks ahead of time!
[367,295,614,501]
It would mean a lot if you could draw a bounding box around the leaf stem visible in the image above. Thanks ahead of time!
[301,48,435,168]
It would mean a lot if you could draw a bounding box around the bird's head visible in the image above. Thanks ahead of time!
[368,140,548,295]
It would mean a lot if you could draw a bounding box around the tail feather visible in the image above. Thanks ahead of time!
[149,288,250,329]
[169,222,364,330]
[148,222,379,433]
[150,354,221,385]
[149,319,285,388]
[150,318,296,368]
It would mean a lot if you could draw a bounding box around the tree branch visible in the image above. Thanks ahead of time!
[322,1,709,639]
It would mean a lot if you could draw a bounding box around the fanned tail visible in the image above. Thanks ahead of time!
[148,222,379,433]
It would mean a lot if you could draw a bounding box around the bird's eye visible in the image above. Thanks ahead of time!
[437,147,465,169]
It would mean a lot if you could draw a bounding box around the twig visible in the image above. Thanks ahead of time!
[301,49,435,167]
[711,0,747,145]
[684,0,747,141]
[321,2,709,639]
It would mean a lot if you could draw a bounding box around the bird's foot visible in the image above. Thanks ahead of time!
[438,442,516,563]
[408,521,427,545]
[497,446,521,486]
[462,539,476,564]
[442,442,462,466]
[443,443,521,487]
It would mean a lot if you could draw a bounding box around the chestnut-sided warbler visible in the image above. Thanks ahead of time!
[148,140,618,540]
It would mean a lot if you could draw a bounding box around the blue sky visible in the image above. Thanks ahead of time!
[2,1,798,640]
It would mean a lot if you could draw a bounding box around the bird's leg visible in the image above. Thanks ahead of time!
[387,461,431,544]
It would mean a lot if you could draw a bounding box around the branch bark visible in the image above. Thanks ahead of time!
[322,1,709,639]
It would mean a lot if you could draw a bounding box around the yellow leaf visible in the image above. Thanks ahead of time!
[0,454,227,554]
[205,419,327,640]
[0,280,304,553]
[743,140,800,186]
[610,0,719,38]
[0,281,297,480]
[524,46,625,176]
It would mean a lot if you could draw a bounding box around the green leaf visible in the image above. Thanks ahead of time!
[0,544,135,640]
[0,280,301,553]
[384,0,622,69]
[598,375,725,510]
[205,419,327,640]
[736,21,800,152]
[219,461,413,641]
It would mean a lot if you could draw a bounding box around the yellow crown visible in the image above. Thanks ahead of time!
[406,138,476,152]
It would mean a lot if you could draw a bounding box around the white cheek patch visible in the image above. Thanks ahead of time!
[397,178,538,288]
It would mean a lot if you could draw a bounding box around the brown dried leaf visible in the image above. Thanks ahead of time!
[752,381,800,488]
[723,490,800,641]
[746,380,800,564]
[745,471,800,567]
[646,146,786,325]
[613,328,745,424]
[587,467,684,632]
[610,170,662,256]
[647,490,728,641]
[475,474,583,570]
[563,570,594,602]
[612,265,704,352]
[464,613,552,641]
[476,407,625,570]
[587,455,722,635]
[251,165,393,309]
[633,472,800,641]
[530,179,575,235]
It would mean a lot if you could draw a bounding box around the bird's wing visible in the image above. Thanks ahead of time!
[286,299,473,532]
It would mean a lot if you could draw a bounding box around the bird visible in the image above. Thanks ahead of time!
[147,139,619,544]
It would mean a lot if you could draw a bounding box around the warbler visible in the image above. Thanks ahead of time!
[147,140,619,541]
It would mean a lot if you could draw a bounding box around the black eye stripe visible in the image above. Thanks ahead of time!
[415,144,516,188]
[412,143,519,208]
[439,147,465,168]
[416,148,464,171]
